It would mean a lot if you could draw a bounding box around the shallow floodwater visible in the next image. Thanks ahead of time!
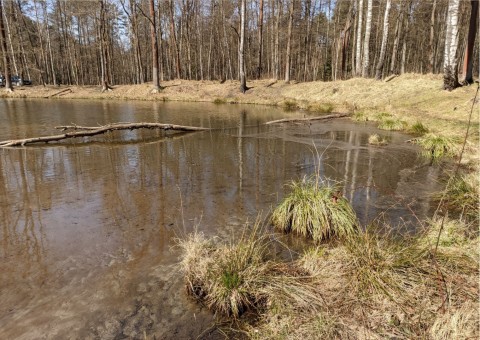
[0,99,441,339]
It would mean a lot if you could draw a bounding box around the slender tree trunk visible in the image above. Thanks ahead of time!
[169,0,181,79]
[375,0,391,80]
[428,0,437,73]
[99,0,111,91]
[257,0,264,79]
[274,0,280,80]
[149,0,160,92]
[361,0,373,77]
[390,7,403,75]
[285,0,294,82]
[239,0,247,92]
[462,0,478,84]
[355,0,364,76]
[0,0,12,91]
[443,0,460,90]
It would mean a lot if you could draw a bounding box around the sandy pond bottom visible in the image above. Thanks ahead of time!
[0,99,442,339]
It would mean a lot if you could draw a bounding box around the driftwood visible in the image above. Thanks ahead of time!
[45,88,72,98]
[384,74,398,82]
[265,113,349,125]
[0,122,208,147]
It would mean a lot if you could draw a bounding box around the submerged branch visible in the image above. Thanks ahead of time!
[265,113,349,125]
[0,122,208,147]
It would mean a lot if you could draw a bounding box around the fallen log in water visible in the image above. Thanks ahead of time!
[265,113,349,125]
[0,122,208,147]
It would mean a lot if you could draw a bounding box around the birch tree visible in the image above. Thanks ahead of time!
[239,0,247,93]
[361,0,372,77]
[285,0,294,82]
[355,0,363,76]
[0,0,12,91]
[443,0,460,91]
[375,0,391,80]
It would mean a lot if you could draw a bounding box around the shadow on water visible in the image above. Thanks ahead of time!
[0,99,442,339]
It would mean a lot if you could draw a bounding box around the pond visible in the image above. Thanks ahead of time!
[0,99,442,339]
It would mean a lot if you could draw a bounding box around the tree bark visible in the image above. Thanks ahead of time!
[428,0,437,73]
[355,0,364,76]
[0,0,13,92]
[443,0,460,91]
[169,0,182,79]
[361,0,373,77]
[257,0,264,79]
[462,0,478,84]
[285,0,294,82]
[0,123,208,147]
[149,0,161,92]
[239,0,247,93]
[375,0,391,80]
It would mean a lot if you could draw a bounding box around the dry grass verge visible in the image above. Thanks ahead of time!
[178,218,478,339]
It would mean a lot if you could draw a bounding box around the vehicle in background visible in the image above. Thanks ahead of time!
[0,75,32,86]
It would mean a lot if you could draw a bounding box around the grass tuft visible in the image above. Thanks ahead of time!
[271,177,359,242]
[433,174,479,224]
[352,111,368,122]
[307,102,334,114]
[282,99,299,111]
[368,134,388,146]
[414,133,458,162]
[213,97,227,104]
[378,117,407,131]
[409,121,429,135]
[178,223,324,319]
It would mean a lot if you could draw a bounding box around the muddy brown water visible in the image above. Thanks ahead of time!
[0,99,442,339]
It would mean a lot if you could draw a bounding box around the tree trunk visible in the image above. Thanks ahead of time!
[99,0,111,92]
[361,0,373,77]
[239,0,247,93]
[428,0,437,73]
[169,0,182,79]
[257,0,264,79]
[462,0,478,84]
[355,0,364,76]
[149,0,160,92]
[274,0,281,81]
[0,0,12,91]
[375,0,391,80]
[443,0,460,91]
[285,0,294,82]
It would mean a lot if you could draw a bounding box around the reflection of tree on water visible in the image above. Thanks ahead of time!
[0,149,48,291]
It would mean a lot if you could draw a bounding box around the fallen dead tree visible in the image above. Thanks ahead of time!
[0,122,208,147]
[265,113,349,125]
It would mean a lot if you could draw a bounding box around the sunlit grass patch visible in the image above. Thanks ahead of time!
[271,178,358,242]
[414,133,458,162]
[213,97,227,104]
[177,223,323,319]
[248,224,479,339]
[282,99,299,111]
[352,111,368,122]
[409,121,429,135]
[307,102,334,114]
[368,134,388,146]
[378,117,407,131]
[433,174,479,224]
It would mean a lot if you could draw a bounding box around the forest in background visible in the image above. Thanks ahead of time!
[0,0,478,91]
